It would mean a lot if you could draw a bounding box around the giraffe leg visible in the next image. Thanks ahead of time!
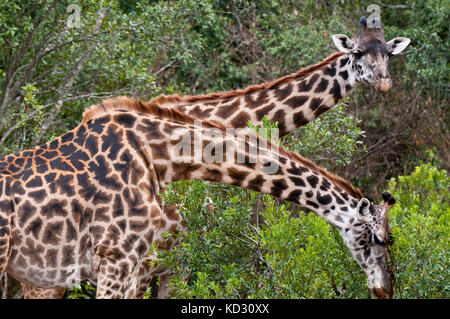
[95,256,132,299]
[131,203,184,299]
[95,252,152,299]
[111,202,184,299]
[132,253,160,299]
[21,284,66,299]
[135,252,173,299]
[0,203,13,283]
[149,204,185,299]
[156,271,173,299]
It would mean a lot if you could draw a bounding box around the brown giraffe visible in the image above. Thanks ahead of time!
[151,16,410,135]
[13,16,409,299]
[136,15,409,298]
[1,97,396,298]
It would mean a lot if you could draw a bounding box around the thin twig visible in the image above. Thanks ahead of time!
[374,3,411,9]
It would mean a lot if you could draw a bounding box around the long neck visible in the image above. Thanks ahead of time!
[144,117,360,229]
[156,53,358,136]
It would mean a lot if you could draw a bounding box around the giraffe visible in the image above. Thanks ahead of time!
[13,16,409,299]
[137,15,409,298]
[151,16,410,136]
[1,97,397,298]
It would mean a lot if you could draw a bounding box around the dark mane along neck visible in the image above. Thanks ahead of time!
[149,52,345,106]
[82,95,362,201]
[279,149,363,200]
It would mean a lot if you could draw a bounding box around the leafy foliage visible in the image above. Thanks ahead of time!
[388,163,449,298]
[284,102,365,168]
[159,163,448,299]
[65,282,96,299]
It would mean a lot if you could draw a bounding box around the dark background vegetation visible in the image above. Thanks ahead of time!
[0,0,448,298]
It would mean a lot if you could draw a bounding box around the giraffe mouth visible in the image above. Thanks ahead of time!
[371,287,393,299]
[377,79,391,92]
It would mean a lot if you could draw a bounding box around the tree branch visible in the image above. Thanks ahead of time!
[374,3,411,9]
[31,6,110,146]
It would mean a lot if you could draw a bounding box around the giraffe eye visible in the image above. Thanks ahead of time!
[353,50,363,59]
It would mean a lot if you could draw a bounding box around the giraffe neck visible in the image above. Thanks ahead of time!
[139,113,361,229]
[153,53,358,136]
[82,99,364,228]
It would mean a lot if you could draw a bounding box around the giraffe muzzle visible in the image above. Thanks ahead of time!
[371,287,393,299]
[377,76,391,92]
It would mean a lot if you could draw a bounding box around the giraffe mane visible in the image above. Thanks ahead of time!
[278,149,363,200]
[149,51,345,105]
[83,95,363,200]
[82,96,227,130]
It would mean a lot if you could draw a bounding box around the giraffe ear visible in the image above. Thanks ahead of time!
[332,34,354,53]
[382,192,396,206]
[387,37,411,55]
[356,198,370,217]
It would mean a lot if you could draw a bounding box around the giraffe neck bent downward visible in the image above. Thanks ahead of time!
[151,53,358,136]
[83,98,363,229]
[137,113,361,229]
[111,105,394,298]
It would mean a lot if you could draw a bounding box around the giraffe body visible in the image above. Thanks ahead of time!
[20,285,66,299]
[14,15,410,299]
[0,114,166,297]
[1,97,396,298]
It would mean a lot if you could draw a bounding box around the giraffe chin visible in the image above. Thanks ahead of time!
[371,287,393,299]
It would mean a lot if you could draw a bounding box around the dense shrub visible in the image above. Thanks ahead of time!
[159,163,448,299]
[388,163,449,298]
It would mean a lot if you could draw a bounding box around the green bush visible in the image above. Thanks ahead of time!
[159,163,449,299]
[388,163,449,298]
[160,185,368,299]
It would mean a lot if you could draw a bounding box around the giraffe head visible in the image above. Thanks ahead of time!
[343,192,396,298]
[332,16,410,92]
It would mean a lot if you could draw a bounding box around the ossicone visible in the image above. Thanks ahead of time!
[359,16,368,30]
